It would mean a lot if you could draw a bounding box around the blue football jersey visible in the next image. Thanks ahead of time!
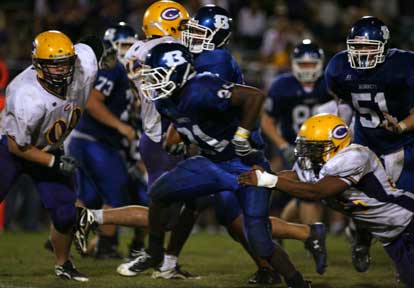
[155,74,242,162]
[76,62,131,148]
[193,48,263,150]
[325,49,414,155]
[265,73,331,144]
[194,48,244,84]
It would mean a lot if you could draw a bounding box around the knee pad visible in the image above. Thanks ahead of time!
[49,203,76,234]
[244,215,275,258]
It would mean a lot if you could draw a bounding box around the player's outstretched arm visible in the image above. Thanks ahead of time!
[381,111,414,134]
[238,167,349,200]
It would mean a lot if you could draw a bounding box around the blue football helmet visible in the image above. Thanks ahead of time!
[292,39,324,82]
[182,5,232,54]
[347,16,390,69]
[104,22,137,61]
[140,42,193,100]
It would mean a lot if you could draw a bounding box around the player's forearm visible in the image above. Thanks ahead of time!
[276,176,323,200]
[261,114,288,148]
[86,97,126,131]
[7,136,53,167]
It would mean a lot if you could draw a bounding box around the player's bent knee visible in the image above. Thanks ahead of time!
[49,204,76,234]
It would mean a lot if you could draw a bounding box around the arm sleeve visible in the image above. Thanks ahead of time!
[320,147,368,186]
[2,86,44,147]
[199,76,234,113]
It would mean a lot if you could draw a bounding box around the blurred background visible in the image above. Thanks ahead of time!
[0,0,414,233]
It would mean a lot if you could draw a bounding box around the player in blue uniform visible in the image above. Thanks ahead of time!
[325,16,414,272]
[140,42,311,288]
[68,23,137,258]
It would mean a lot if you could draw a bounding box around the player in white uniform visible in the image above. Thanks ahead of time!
[0,30,102,281]
[239,114,414,287]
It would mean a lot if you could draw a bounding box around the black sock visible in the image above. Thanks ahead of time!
[147,233,164,260]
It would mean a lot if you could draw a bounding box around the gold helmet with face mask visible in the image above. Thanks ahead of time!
[32,30,76,97]
[142,0,189,39]
[295,114,351,172]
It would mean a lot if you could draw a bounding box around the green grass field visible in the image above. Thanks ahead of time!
[0,231,402,288]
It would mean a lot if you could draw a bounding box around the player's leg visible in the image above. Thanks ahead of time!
[33,168,88,282]
[117,133,183,276]
[298,201,324,224]
[281,199,300,222]
[0,138,21,203]
[84,141,130,259]
[237,184,309,288]
[383,224,414,287]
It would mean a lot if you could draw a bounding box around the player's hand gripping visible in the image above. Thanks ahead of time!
[380,112,407,134]
[51,155,79,176]
[232,126,253,156]
[238,165,278,188]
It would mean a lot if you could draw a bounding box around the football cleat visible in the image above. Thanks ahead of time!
[304,223,327,275]
[55,260,89,282]
[74,207,97,256]
[117,251,162,277]
[247,267,282,285]
[345,224,372,272]
[151,265,200,280]
[352,245,371,273]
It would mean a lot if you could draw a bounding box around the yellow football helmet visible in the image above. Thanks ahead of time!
[142,0,189,39]
[295,114,351,171]
[32,30,76,97]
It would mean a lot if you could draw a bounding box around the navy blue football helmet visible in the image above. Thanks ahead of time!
[140,42,194,100]
[104,22,137,61]
[292,39,324,82]
[182,5,232,53]
[347,16,390,69]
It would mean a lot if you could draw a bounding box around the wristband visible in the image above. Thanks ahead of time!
[398,121,407,133]
[255,170,278,188]
[235,126,250,139]
[48,155,56,168]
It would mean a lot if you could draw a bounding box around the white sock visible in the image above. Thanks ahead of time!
[160,254,177,271]
[91,209,103,224]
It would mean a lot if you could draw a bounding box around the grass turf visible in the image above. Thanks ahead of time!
[0,231,401,288]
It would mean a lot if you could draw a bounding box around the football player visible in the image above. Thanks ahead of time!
[325,16,414,191]
[139,42,311,288]
[239,113,414,288]
[68,23,141,258]
[325,16,414,272]
[0,30,102,281]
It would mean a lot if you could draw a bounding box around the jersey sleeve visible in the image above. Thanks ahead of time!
[324,54,345,101]
[319,146,369,186]
[265,77,284,118]
[195,50,235,82]
[2,85,45,147]
[194,75,234,113]
[75,43,98,87]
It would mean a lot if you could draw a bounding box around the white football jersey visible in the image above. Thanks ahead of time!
[318,144,413,245]
[124,36,178,143]
[0,44,97,151]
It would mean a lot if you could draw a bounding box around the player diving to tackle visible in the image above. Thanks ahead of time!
[239,113,414,288]
[0,30,102,281]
